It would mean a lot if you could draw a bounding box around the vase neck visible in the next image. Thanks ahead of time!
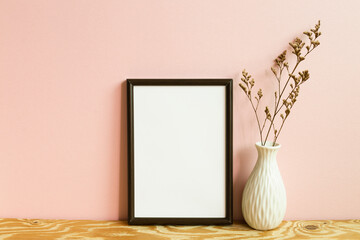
[255,142,280,163]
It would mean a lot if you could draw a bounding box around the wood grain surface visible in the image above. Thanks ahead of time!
[0,219,358,239]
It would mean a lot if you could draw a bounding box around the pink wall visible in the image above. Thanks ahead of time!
[0,0,359,221]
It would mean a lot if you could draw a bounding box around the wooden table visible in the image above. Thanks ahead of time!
[0,219,359,239]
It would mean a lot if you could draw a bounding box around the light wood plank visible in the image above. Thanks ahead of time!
[0,219,358,239]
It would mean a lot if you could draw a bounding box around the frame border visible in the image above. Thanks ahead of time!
[127,79,233,225]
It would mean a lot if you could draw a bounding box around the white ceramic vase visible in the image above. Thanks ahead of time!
[242,142,286,230]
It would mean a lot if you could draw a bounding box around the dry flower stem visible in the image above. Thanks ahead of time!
[239,21,321,146]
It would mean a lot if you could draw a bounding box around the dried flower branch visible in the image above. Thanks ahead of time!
[239,21,322,146]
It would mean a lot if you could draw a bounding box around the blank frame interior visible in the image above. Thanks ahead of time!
[127,79,232,225]
[135,85,224,218]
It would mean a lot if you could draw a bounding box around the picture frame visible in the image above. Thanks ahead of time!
[127,79,233,225]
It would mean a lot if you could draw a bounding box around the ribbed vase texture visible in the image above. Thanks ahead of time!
[242,142,286,230]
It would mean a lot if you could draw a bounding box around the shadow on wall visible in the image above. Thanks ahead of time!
[234,145,255,220]
[232,73,260,220]
[119,80,128,220]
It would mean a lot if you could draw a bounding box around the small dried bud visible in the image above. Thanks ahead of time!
[257,89,263,99]
[239,83,247,93]
[313,40,320,47]
[303,31,312,37]
[294,38,302,45]
[271,67,277,75]
[299,70,310,82]
[249,78,255,88]
[265,106,272,120]
[275,51,287,66]
[242,69,247,77]
[285,108,290,116]
[283,99,290,108]
[312,21,321,34]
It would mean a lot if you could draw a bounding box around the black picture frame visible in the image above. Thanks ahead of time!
[127,79,233,225]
